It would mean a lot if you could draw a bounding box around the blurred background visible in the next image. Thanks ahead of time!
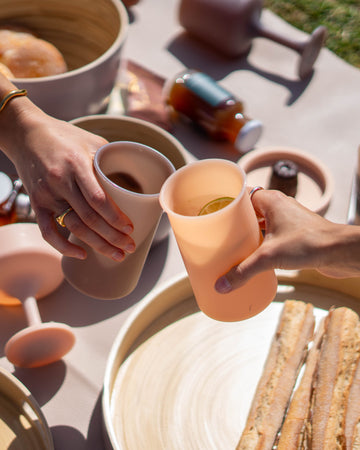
[265,0,360,68]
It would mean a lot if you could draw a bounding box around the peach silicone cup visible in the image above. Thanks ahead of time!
[0,223,75,368]
[159,159,278,322]
[62,141,175,300]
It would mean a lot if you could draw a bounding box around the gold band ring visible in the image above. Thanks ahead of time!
[55,207,73,227]
[249,186,264,200]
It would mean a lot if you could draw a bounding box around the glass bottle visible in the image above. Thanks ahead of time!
[164,69,262,153]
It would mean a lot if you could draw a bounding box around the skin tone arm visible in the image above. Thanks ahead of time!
[0,74,135,261]
[215,189,360,294]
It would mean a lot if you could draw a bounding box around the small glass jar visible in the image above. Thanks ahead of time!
[0,172,16,226]
[164,69,262,152]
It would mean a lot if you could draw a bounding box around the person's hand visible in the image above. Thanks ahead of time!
[1,97,135,261]
[215,189,360,293]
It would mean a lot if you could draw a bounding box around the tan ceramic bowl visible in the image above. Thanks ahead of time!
[70,114,192,244]
[0,0,128,120]
[239,146,334,216]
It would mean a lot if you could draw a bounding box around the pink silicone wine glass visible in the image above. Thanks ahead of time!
[179,0,327,79]
[0,223,75,368]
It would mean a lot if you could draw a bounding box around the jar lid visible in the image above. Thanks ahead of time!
[0,172,13,204]
[234,119,263,153]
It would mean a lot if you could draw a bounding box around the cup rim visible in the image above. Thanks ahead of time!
[70,113,189,159]
[94,141,176,198]
[159,158,247,218]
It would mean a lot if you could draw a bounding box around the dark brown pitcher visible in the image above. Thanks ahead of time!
[178,0,327,79]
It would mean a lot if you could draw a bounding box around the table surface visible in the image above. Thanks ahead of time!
[1,0,360,448]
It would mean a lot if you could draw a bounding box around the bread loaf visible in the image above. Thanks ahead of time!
[0,26,67,78]
[237,300,315,449]
[310,307,360,449]
[276,318,325,449]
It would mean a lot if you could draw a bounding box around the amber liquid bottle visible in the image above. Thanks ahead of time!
[164,70,262,152]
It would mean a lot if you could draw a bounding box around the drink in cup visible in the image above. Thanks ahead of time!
[62,141,175,299]
[159,158,277,322]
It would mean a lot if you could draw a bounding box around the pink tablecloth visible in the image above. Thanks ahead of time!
[1,0,360,448]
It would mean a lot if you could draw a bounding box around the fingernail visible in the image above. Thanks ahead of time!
[122,224,133,235]
[124,243,136,253]
[215,276,232,294]
[112,250,125,262]
[74,249,87,260]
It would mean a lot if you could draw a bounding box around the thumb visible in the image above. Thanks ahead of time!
[215,246,272,293]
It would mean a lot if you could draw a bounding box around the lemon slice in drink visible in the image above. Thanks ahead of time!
[198,197,235,215]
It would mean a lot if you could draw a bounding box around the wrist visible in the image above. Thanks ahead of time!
[318,222,360,278]
[0,82,44,162]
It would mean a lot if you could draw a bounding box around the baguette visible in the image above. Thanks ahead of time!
[310,307,360,449]
[345,348,360,449]
[276,317,325,449]
[237,300,315,450]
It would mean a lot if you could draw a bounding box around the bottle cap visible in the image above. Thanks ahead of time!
[234,119,263,153]
[0,172,13,204]
[15,193,35,220]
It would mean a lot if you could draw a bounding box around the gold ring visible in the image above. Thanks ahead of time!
[55,207,73,227]
[249,186,264,200]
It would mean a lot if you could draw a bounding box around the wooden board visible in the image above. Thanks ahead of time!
[102,270,360,450]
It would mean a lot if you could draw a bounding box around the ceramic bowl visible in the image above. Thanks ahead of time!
[0,366,54,448]
[239,146,334,216]
[70,114,192,244]
[0,0,128,120]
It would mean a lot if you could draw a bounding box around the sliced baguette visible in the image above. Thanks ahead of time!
[311,307,360,449]
[345,342,360,449]
[276,317,326,449]
[237,300,315,450]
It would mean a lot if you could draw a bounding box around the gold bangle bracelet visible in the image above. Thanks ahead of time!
[0,89,27,113]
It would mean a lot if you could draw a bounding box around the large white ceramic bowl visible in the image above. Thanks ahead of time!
[0,0,128,120]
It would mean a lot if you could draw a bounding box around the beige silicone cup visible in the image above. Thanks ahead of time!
[62,141,175,300]
[70,114,192,245]
[0,223,75,368]
[159,159,278,322]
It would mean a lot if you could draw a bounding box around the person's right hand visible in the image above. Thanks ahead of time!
[0,76,135,261]
[215,189,360,294]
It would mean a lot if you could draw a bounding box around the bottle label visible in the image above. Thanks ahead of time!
[184,72,231,107]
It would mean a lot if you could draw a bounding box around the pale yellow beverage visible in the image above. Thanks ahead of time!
[159,159,277,322]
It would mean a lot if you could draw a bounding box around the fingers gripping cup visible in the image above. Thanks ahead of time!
[62,141,175,299]
[159,159,277,322]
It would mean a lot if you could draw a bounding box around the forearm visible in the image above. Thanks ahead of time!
[317,222,360,278]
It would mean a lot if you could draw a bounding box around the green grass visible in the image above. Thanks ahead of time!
[265,0,360,68]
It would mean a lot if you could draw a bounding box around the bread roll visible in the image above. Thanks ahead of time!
[0,28,67,78]
[0,61,14,78]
